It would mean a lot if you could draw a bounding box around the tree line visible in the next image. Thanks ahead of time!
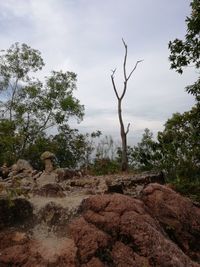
[0,0,199,189]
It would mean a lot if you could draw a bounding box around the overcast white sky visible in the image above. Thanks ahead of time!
[0,0,198,144]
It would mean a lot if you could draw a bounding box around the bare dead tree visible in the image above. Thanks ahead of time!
[111,39,142,171]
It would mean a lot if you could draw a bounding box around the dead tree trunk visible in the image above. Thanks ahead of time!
[111,39,142,171]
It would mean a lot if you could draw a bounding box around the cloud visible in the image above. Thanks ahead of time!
[0,0,197,145]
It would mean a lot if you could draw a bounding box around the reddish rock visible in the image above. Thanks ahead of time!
[70,193,200,267]
[0,230,28,250]
[0,244,30,267]
[82,257,105,267]
[111,241,150,267]
[142,183,200,263]
[0,183,200,267]
[0,230,77,267]
[70,217,111,263]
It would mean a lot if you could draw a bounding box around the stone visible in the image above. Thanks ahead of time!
[40,151,55,173]
[33,183,65,197]
[69,193,200,266]
[70,217,111,263]
[36,172,58,187]
[16,159,33,172]
[0,198,33,229]
[0,230,77,267]
[56,168,82,182]
[37,202,73,235]
[141,183,200,262]
[0,163,9,179]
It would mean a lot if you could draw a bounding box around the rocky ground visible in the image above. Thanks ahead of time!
[0,158,200,266]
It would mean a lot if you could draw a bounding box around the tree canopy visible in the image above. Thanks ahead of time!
[169,0,200,74]
[0,42,84,166]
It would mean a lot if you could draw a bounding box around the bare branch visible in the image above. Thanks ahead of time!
[127,60,143,81]
[122,38,128,80]
[111,69,120,100]
[125,123,130,135]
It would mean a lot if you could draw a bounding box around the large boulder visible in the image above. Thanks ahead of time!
[141,183,200,262]
[69,190,200,266]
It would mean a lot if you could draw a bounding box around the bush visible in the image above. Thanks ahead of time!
[171,179,200,203]
[90,158,120,176]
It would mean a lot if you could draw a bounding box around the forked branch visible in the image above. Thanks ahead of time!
[111,68,120,100]
[125,122,130,135]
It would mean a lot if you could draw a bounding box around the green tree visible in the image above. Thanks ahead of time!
[0,43,84,164]
[169,0,200,103]
[0,120,20,164]
[169,0,200,74]
[0,42,44,121]
[158,106,200,180]
[130,128,160,171]
[51,125,88,169]
[167,0,200,181]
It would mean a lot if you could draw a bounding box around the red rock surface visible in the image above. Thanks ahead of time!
[69,191,199,267]
[0,183,200,266]
[0,230,77,267]
[142,183,200,262]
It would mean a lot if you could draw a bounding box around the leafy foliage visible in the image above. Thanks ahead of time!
[90,158,120,176]
[130,128,161,171]
[165,0,200,184]
[0,43,84,166]
[157,106,200,180]
[168,0,200,74]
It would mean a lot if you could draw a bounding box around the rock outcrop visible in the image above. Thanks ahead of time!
[0,153,199,266]
[0,183,199,266]
[69,188,200,267]
[142,183,200,263]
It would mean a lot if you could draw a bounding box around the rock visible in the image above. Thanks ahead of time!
[122,171,165,196]
[111,241,150,267]
[20,177,36,188]
[70,217,111,263]
[82,257,105,267]
[141,183,200,263]
[0,230,77,267]
[40,151,55,173]
[0,175,200,266]
[36,171,58,186]
[0,198,33,229]
[69,193,200,266]
[96,178,108,194]
[56,168,82,182]
[0,163,9,179]
[33,183,65,197]
[7,160,34,180]
[37,202,76,235]
[16,159,33,173]
[106,178,123,194]
[0,230,29,250]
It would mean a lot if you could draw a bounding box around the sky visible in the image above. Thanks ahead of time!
[0,0,198,145]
